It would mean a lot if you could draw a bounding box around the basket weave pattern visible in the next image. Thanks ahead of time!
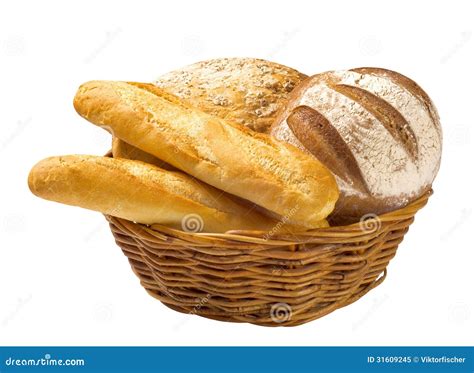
[106,191,430,326]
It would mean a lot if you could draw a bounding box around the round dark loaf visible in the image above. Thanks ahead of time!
[271,67,442,224]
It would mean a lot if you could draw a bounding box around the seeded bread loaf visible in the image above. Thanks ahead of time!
[154,57,307,133]
[114,57,307,164]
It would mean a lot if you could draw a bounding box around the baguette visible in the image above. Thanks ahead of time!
[73,81,339,227]
[28,155,283,233]
[114,57,307,165]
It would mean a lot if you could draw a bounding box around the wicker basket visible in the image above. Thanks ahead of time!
[106,191,431,327]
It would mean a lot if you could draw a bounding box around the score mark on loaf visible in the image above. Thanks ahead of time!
[271,68,442,224]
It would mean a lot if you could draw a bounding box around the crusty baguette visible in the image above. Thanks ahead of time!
[73,81,339,228]
[113,57,306,166]
[112,137,176,170]
[28,155,283,233]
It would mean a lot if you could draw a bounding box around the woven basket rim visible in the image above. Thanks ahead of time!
[106,189,432,245]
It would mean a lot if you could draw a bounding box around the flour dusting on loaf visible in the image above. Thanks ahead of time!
[271,68,442,223]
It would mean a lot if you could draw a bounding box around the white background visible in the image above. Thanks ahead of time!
[1,0,473,346]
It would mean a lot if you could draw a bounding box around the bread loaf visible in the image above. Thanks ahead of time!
[73,81,339,228]
[154,57,307,133]
[271,68,442,224]
[28,155,282,233]
[114,58,307,164]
